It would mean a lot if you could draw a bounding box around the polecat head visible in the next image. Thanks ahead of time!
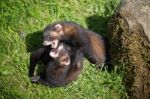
[50,43,71,66]
[43,23,64,48]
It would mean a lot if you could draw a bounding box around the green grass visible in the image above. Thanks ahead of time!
[0,0,128,99]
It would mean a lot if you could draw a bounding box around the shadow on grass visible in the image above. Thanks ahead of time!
[25,31,43,52]
[86,14,111,37]
[25,31,44,77]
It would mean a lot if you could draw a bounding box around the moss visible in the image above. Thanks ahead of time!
[109,12,150,98]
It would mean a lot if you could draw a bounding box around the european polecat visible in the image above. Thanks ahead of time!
[29,42,83,86]
[43,21,107,67]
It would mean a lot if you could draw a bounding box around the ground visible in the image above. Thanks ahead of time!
[0,0,128,99]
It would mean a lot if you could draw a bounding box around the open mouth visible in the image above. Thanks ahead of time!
[51,48,58,54]
[43,40,59,49]
[49,48,59,58]
[51,40,58,48]
[49,43,64,58]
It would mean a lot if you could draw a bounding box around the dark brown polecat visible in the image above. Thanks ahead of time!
[29,42,83,87]
[43,21,108,67]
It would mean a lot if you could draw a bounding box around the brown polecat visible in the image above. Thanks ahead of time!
[42,21,107,67]
[29,42,83,86]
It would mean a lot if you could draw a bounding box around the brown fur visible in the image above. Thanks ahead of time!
[85,31,106,65]
[43,21,108,68]
[29,43,83,87]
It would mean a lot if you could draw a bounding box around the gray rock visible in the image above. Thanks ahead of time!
[119,0,150,41]
[109,0,150,99]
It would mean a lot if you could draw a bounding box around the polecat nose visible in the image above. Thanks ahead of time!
[42,41,51,46]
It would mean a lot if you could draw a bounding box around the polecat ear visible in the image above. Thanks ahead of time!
[55,24,62,32]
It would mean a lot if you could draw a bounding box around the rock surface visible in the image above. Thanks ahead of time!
[109,0,150,98]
